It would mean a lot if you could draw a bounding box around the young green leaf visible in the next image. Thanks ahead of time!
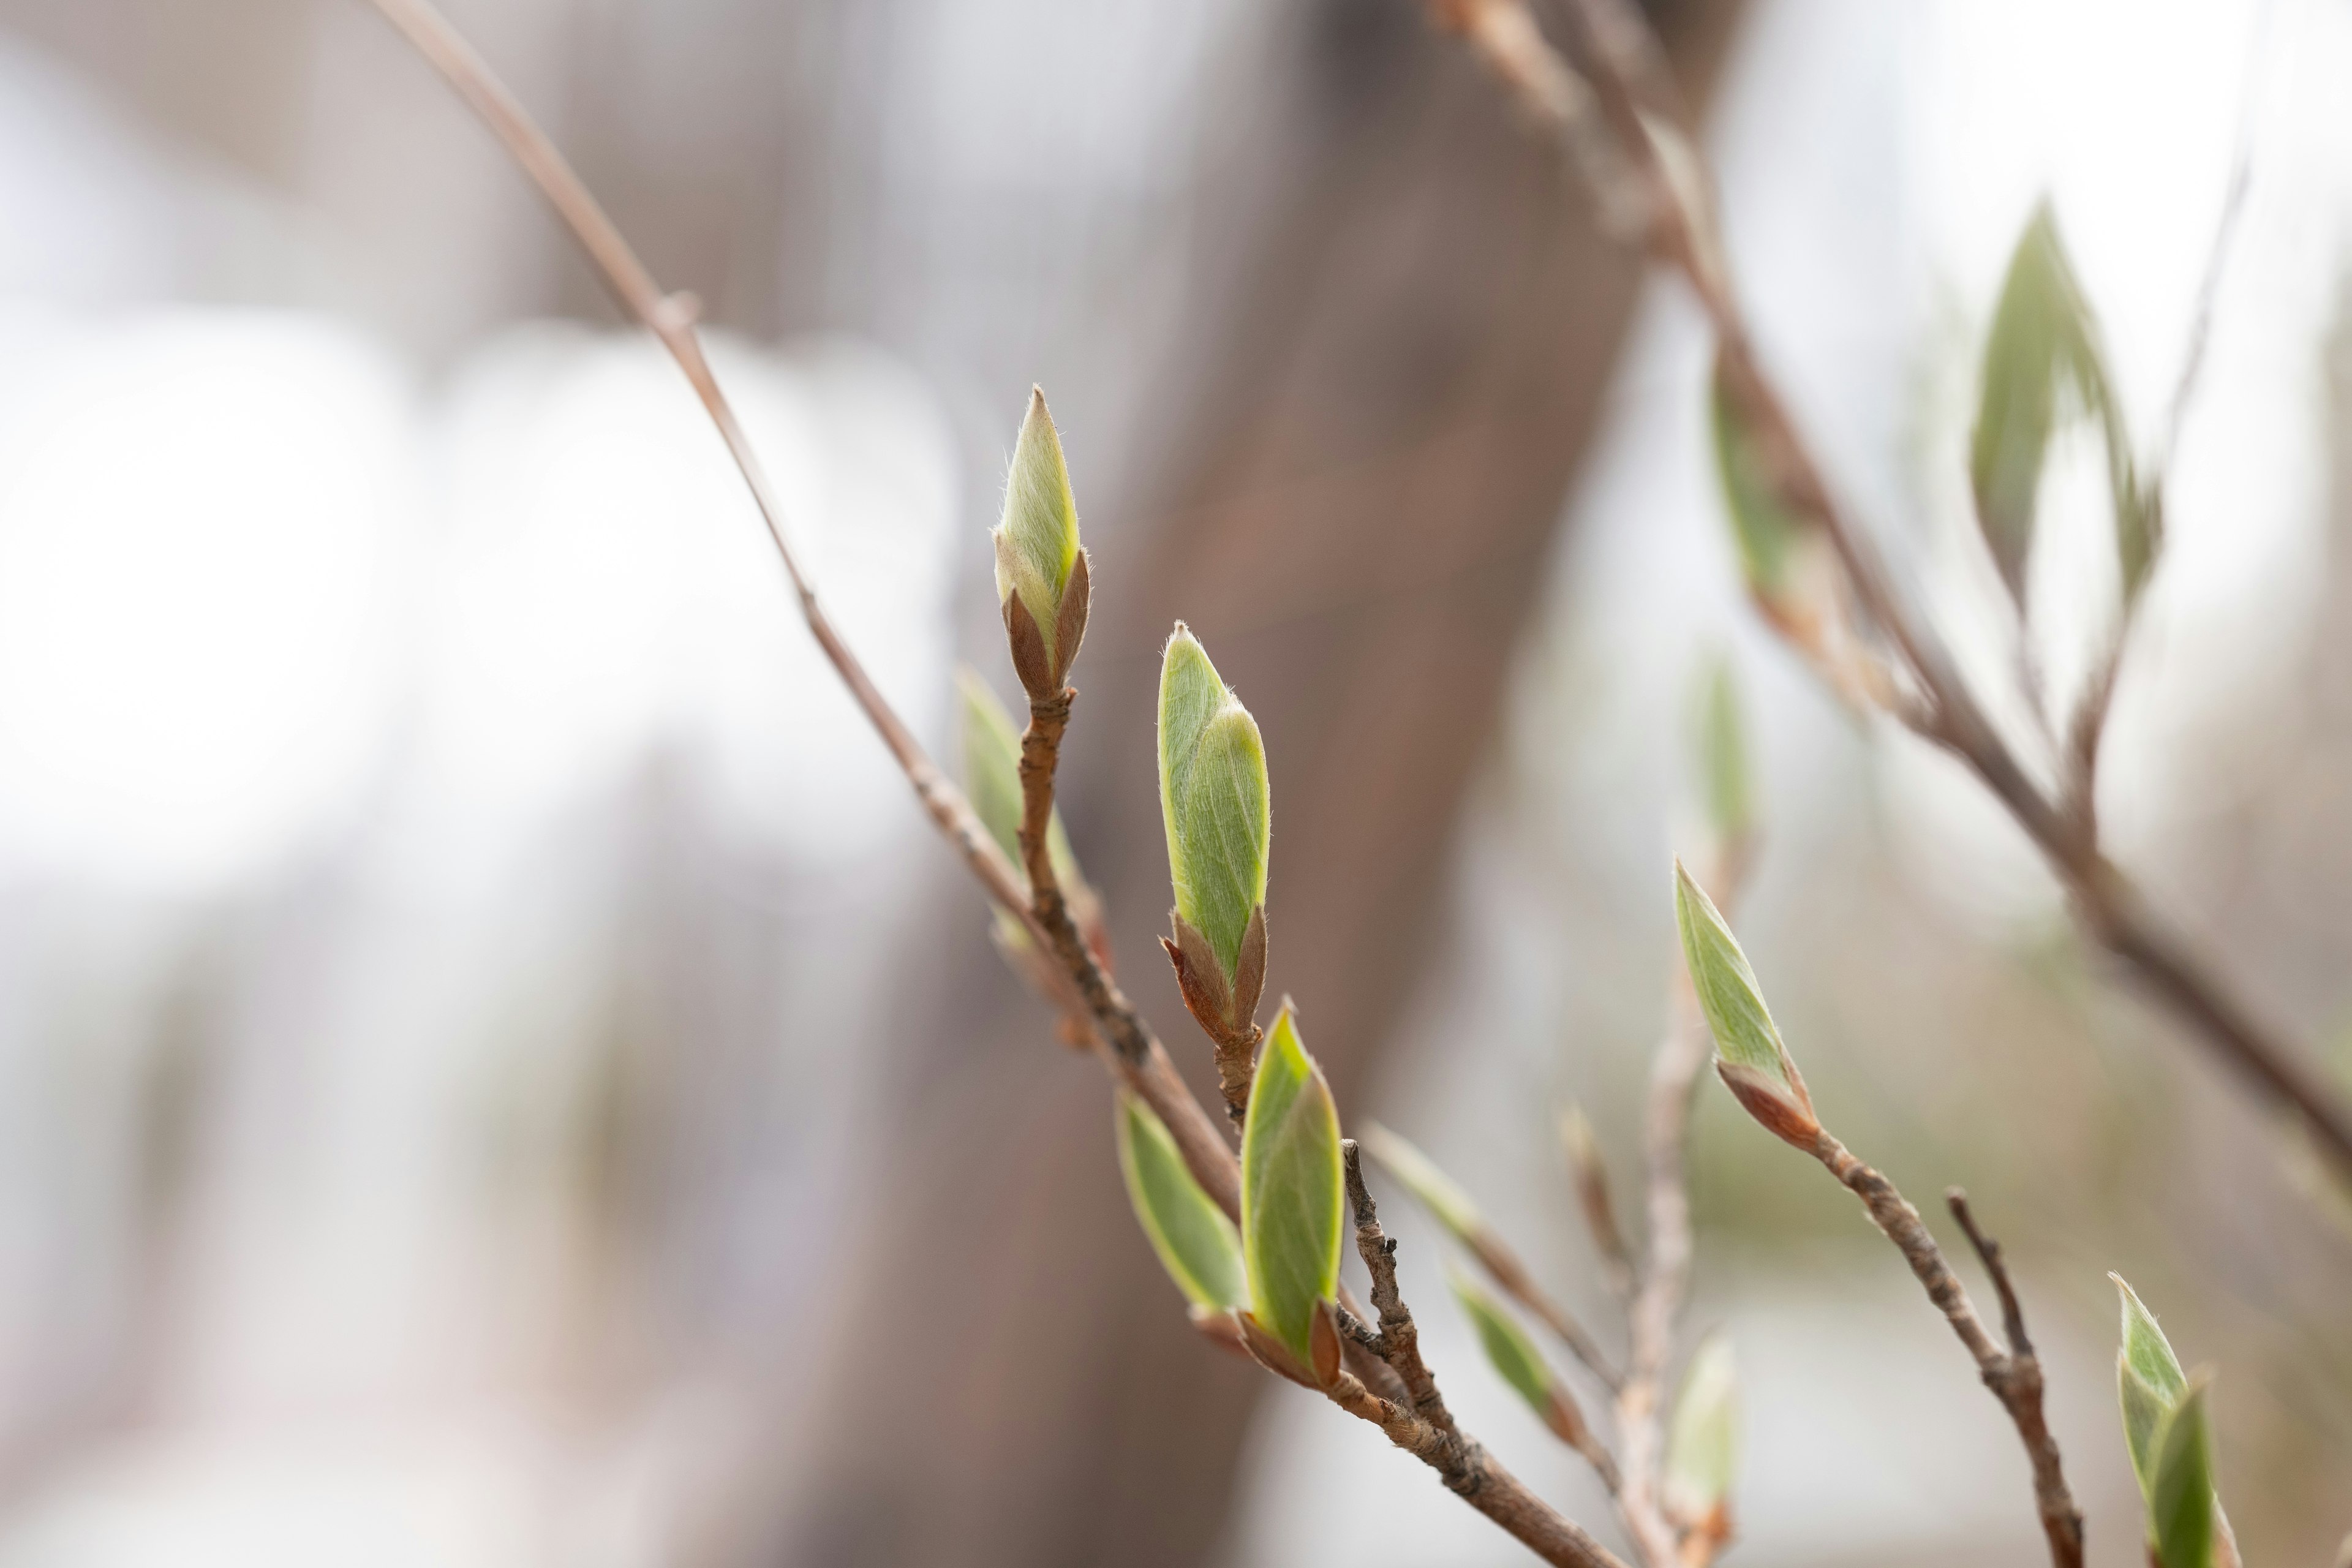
[1663,1333,1740,1524]
[2113,1272,2189,1496]
[992,386,1089,690]
[1158,625,1271,986]
[1673,858,1818,1146]
[1708,355,1807,602]
[1695,652,1752,855]
[1451,1266,1556,1418]
[1116,1090,1245,1313]
[2147,1374,2218,1568]
[1240,1004,1343,1370]
[1970,202,2145,606]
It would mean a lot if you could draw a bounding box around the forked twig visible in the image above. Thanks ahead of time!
[1946,1190,2084,1568]
[1801,1137,2085,1568]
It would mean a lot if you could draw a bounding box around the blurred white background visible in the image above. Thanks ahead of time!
[0,0,2346,1564]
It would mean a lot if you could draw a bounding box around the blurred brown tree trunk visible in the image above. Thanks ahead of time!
[761,4,1743,1565]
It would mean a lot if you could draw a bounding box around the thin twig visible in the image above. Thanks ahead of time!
[1422,0,2352,1188]
[1615,848,1749,1568]
[1802,1135,2086,1568]
[1945,1189,2084,1568]
[1344,1141,1462,1439]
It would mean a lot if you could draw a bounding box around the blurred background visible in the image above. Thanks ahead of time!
[0,0,2346,1564]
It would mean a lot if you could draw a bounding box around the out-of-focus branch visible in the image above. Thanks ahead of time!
[1946,1191,2086,1568]
[1420,0,2352,1188]
[1803,1134,2086,1568]
[1613,852,1747,1568]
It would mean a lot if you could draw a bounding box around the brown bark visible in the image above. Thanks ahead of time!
[771,4,1743,1565]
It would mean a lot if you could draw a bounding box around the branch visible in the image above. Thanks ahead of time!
[1336,1143,1630,1566]
[368,6,1649,1556]
[1614,852,1748,1568]
[1422,0,2352,1189]
[1344,1140,1462,1439]
[1946,1189,2086,1568]
[1803,1134,2085,1568]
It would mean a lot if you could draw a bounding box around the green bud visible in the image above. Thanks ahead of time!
[1360,1121,1485,1250]
[1709,353,1807,603]
[1158,625,1270,985]
[2147,1374,2218,1568]
[1694,652,1752,856]
[1970,201,2148,606]
[2113,1273,2189,1498]
[1240,1004,1343,1370]
[1663,1334,1741,1525]
[1674,858,1817,1146]
[992,386,1089,692]
[1116,1090,1244,1313]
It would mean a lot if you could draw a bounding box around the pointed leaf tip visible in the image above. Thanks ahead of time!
[2113,1273,2190,1498]
[1158,628,1270,984]
[1240,1005,1342,1366]
[1117,1091,1245,1313]
[993,386,1084,681]
[1675,859,1815,1145]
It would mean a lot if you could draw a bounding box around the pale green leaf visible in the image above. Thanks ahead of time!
[1360,1122,1485,1247]
[992,386,1081,665]
[1708,355,1806,596]
[1450,1266,1555,1420]
[1240,1005,1343,1363]
[1117,1091,1244,1312]
[1158,626,1270,979]
[1674,859,1796,1093]
[2114,1273,2189,1496]
[1970,202,2146,605]
[1664,1333,1741,1519]
[2147,1376,2217,1568]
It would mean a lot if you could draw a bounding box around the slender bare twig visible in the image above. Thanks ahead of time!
[1339,1144,1630,1561]
[1800,1131,2086,1568]
[1946,1189,2086,1568]
[1421,0,2352,1188]
[1615,848,1749,1568]
[363,10,1640,1559]
[1344,1141,1462,1439]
